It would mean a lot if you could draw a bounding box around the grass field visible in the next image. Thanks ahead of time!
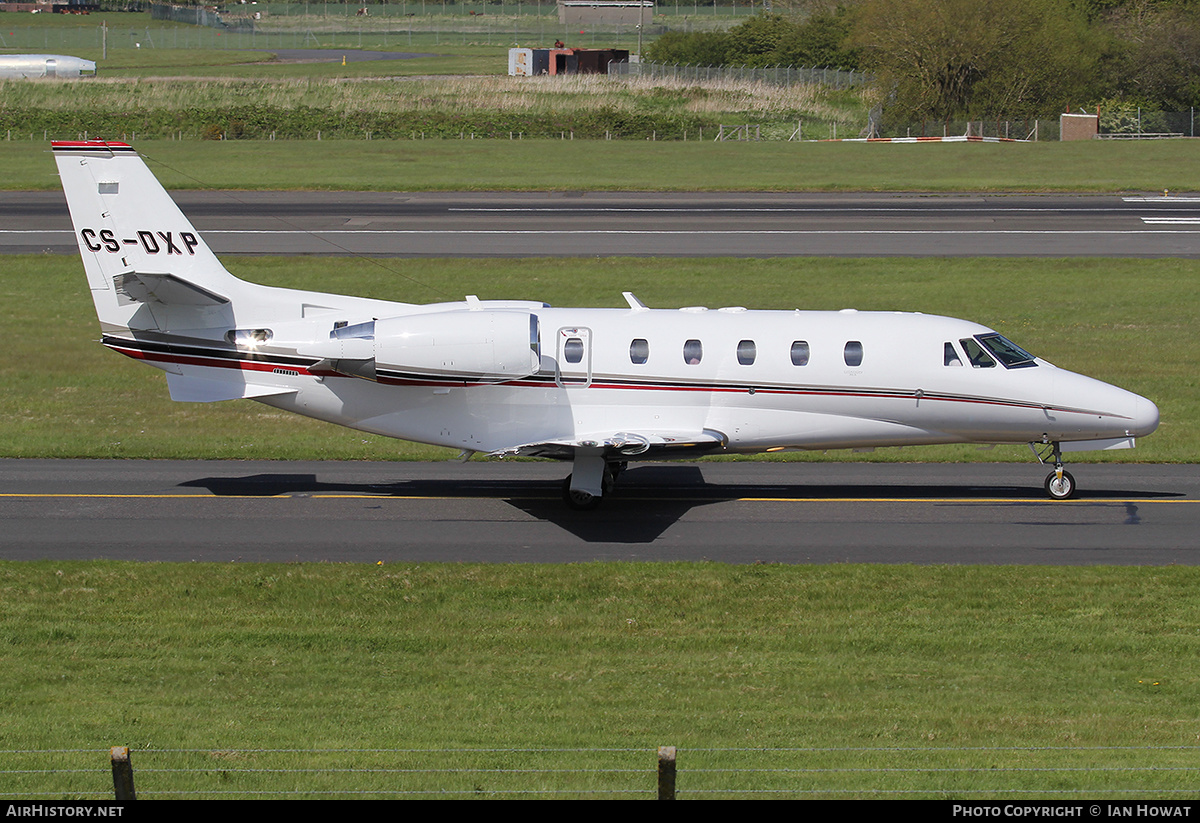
[3,561,1200,798]
[4,139,1200,192]
[0,72,855,141]
[1,254,1191,463]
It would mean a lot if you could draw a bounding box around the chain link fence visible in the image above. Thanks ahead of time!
[1098,108,1198,139]
[873,117,1059,142]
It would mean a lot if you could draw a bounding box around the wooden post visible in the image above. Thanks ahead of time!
[657,746,676,800]
[111,746,136,800]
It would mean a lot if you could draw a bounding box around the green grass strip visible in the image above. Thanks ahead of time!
[2,561,1200,798]
[4,140,1199,192]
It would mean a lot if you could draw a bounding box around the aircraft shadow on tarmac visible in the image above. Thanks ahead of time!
[177,466,1183,545]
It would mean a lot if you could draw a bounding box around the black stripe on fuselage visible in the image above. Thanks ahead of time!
[104,335,1126,420]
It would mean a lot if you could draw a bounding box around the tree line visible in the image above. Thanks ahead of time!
[645,0,1200,118]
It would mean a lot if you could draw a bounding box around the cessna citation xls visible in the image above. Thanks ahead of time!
[53,141,1160,509]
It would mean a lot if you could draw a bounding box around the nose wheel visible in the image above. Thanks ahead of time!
[1031,441,1077,500]
[1044,468,1076,500]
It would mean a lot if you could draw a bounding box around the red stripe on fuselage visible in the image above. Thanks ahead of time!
[107,341,1128,420]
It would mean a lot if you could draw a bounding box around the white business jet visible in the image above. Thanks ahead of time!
[53,140,1159,509]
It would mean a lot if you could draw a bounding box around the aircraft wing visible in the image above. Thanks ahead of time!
[491,428,728,461]
[165,370,297,403]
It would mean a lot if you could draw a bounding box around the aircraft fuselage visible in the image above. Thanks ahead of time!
[103,302,1158,461]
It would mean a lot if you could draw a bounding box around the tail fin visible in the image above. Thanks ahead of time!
[53,141,244,333]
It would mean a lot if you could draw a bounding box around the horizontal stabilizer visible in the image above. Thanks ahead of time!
[114,272,229,307]
[165,372,297,403]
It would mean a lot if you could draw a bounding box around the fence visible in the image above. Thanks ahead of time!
[611,59,868,90]
[1097,109,1198,138]
[4,745,1199,799]
[872,111,1200,142]
[0,4,752,51]
[871,118,1058,142]
[0,120,1065,143]
[78,1,768,20]
[0,21,652,52]
[150,2,249,31]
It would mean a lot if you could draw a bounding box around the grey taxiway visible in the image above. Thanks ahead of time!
[5,190,1200,257]
[1,460,1196,564]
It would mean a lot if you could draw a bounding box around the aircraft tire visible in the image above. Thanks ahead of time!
[1044,470,1077,500]
[562,476,601,511]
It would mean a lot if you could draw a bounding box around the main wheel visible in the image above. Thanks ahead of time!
[562,475,601,511]
[1044,469,1076,500]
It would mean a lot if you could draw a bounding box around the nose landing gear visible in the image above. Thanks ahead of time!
[1031,441,1077,500]
[1044,466,1077,500]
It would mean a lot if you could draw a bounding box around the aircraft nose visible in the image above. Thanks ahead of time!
[1052,370,1159,441]
[1131,395,1160,438]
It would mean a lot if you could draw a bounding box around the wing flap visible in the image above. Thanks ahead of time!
[165,371,297,403]
[491,429,728,460]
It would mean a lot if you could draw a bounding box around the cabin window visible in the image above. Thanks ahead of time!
[944,342,963,366]
[683,339,703,365]
[790,340,810,366]
[960,338,996,368]
[737,340,756,365]
[563,337,585,364]
[976,333,1038,368]
[844,340,864,367]
[630,338,649,365]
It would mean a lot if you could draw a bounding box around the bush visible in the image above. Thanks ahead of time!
[645,11,859,69]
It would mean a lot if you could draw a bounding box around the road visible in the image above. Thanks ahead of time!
[1,460,1195,564]
[5,191,1200,257]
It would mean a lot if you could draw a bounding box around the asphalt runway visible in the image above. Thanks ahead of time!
[1,460,1196,564]
[5,190,1200,257]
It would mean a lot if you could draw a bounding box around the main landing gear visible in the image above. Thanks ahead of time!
[561,454,625,511]
[1032,441,1077,500]
[562,476,601,510]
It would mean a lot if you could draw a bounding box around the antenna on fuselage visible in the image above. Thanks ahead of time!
[623,292,649,311]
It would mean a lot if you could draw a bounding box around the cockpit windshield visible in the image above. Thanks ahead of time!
[975,333,1037,368]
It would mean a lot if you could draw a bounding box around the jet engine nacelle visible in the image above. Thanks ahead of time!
[311,310,541,384]
[375,310,541,382]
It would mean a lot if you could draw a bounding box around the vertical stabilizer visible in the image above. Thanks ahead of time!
[52,141,244,331]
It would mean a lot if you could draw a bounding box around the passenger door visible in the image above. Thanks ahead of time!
[555,327,592,388]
